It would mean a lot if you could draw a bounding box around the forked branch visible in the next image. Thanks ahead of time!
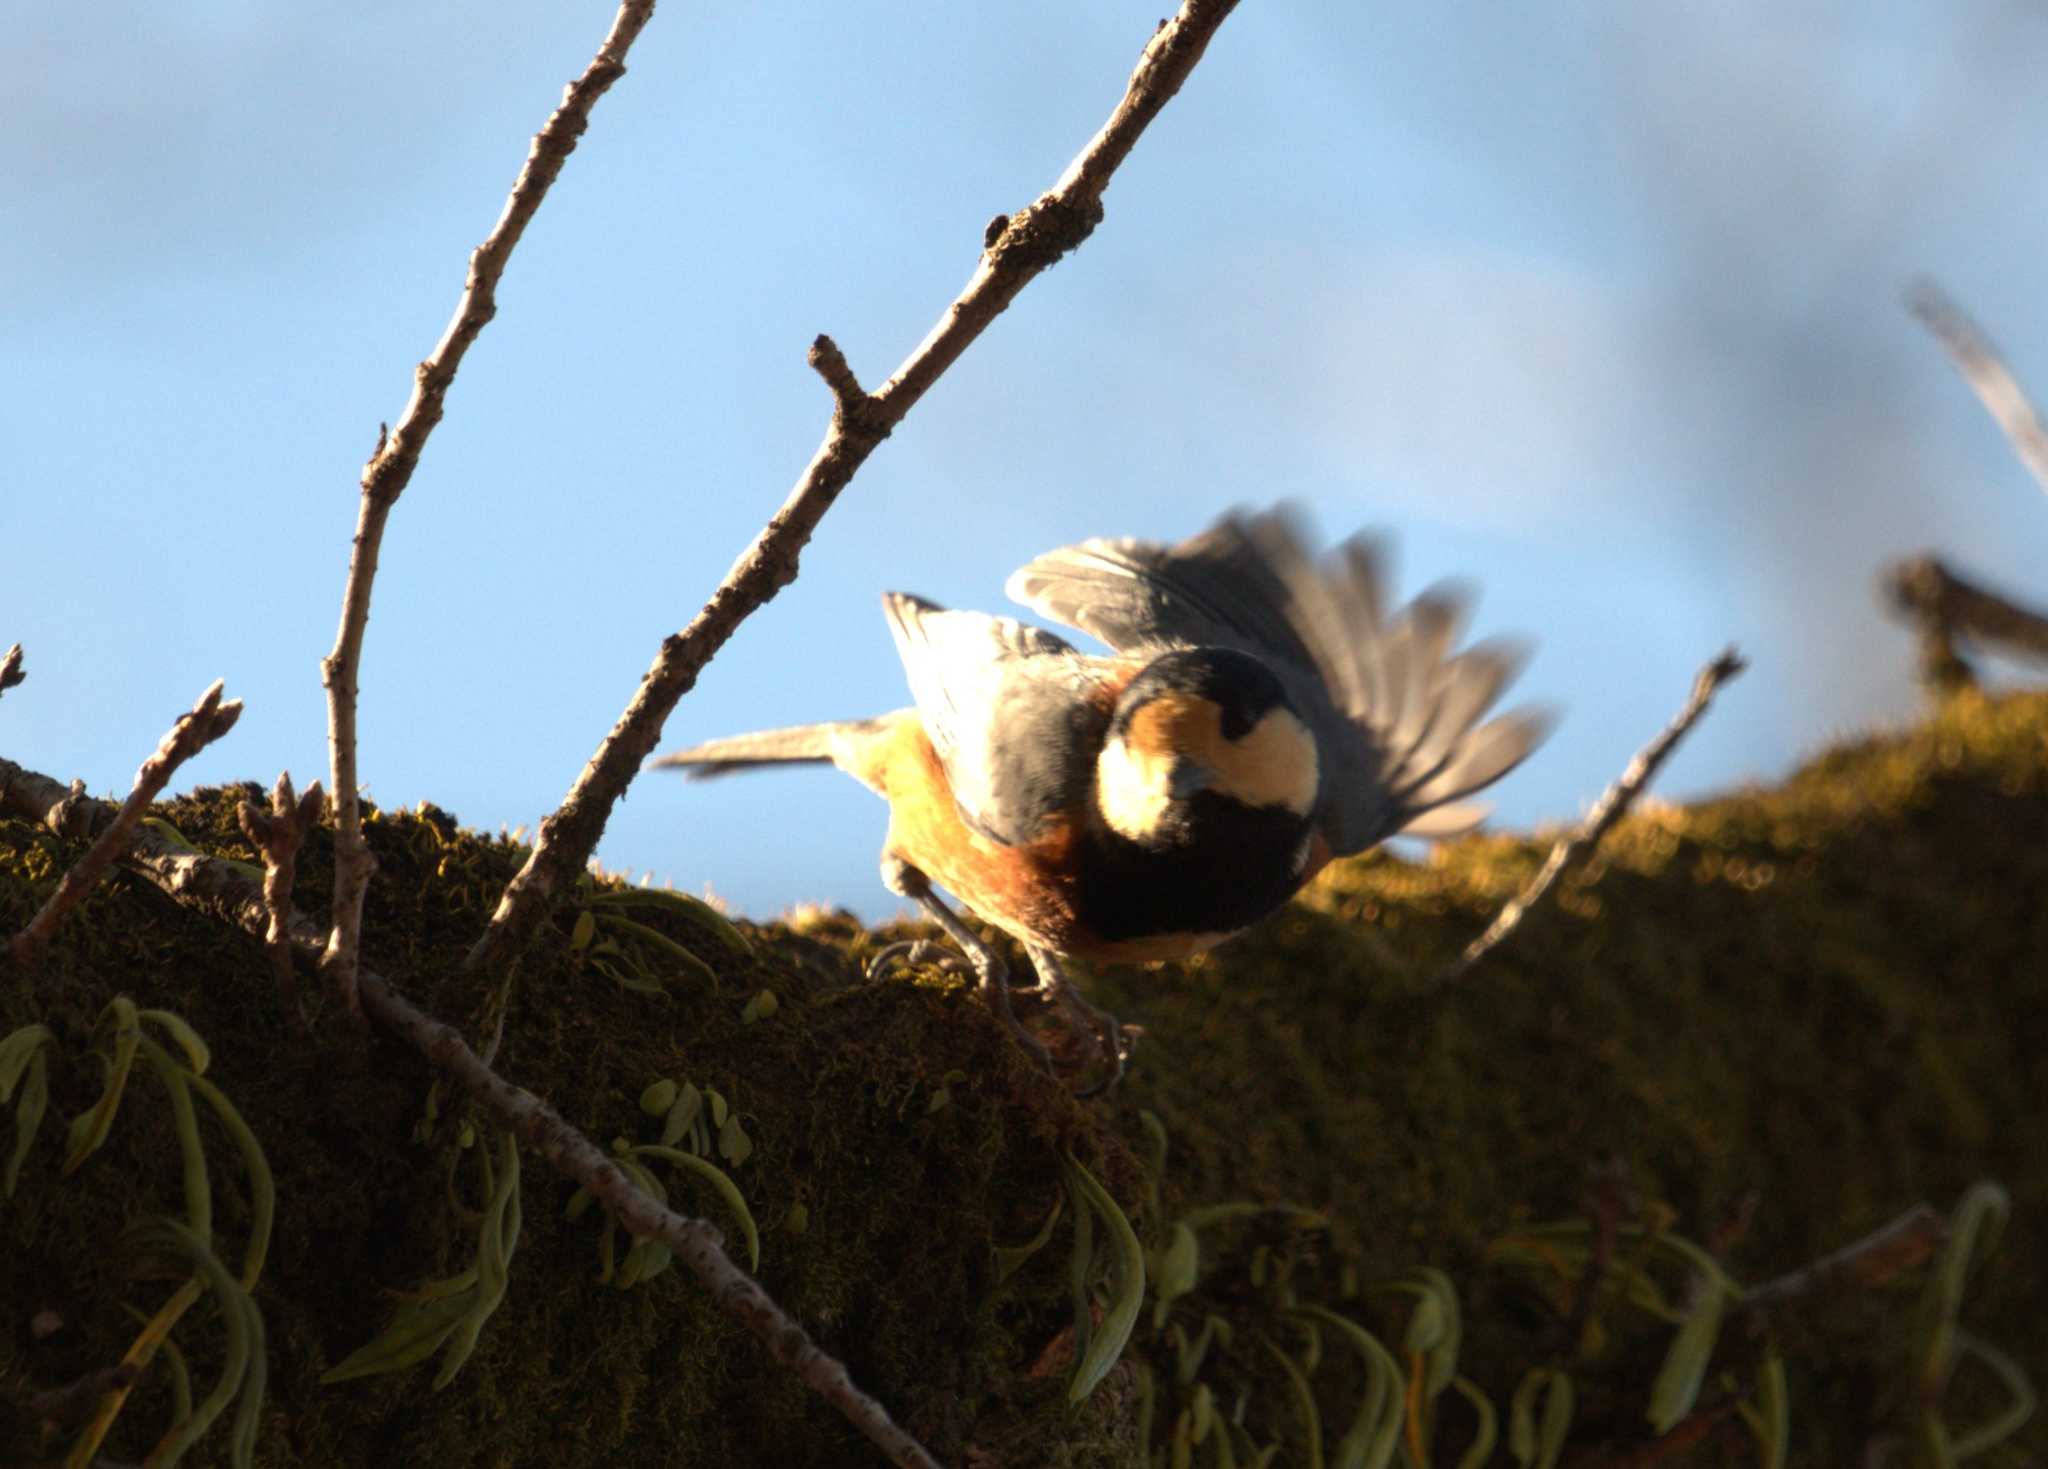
[466,0,1244,979]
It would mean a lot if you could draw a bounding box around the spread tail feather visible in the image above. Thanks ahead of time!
[650,716,897,780]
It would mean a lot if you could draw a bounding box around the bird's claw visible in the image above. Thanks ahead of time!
[865,938,973,982]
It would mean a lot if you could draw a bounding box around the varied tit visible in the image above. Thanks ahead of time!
[654,507,1549,1089]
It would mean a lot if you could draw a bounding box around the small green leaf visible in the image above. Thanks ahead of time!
[1945,1329,2037,1460]
[320,1290,475,1383]
[593,911,717,985]
[584,885,752,953]
[639,1078,679,1116]
[632,1145,761,1271]
[1508,1369,1573,1469]
[136,1036,211,1248]
[5,1049,49,1197]
[1156,1222,1200,1304]
[1404,1290,1444,1354]
[740,989,779,1024]
[1290,1305,1404,1469]
[569,908,597,953]
[64,998,142,1174]
[717,1112,752,1168]
[1062,1154,1146,1403]
[1449,1376,1499,1469]
[1739,1352,1788,1469]
[1176,1314,1232,1386]
[0,1025,54,1098]
[784,1202,810,1235]
[993,1191,1065,1284]
[1179,1201,1326,1233]
[707,1087,729,1129]
[1648,1284,1727,1431]
[1259,1336,1324,1469]
[663,1083,703,1148]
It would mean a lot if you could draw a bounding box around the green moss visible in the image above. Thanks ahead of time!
[2,689,2043,1465]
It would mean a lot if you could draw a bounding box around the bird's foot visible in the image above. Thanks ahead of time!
[872,895,1053,1073]
[865,939,973,982]
[1023,945,1139,1098]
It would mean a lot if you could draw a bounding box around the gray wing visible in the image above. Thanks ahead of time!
[882,592,1112,846]
[1005,507,1552,853]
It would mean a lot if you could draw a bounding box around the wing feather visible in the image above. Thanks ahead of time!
[881,593,1111,846]
[1006,507,1550,854]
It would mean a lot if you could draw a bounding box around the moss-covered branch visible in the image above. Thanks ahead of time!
[4,688,2044,1464]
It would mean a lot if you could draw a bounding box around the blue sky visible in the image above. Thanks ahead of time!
[8,3,2047,924]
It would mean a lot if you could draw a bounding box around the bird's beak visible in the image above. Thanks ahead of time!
[1167,759,1210,801]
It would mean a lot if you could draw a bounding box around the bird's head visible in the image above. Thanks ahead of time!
[1095,647,1320,848]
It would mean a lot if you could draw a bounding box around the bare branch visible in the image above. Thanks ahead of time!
[1906,279,2048,498]
[0,757,946,1469]
[466,0,1244,980]
[321,0,660,1003]
[0,643,23,699]
[1432,649,1745,987]
[7,681,242,971]
[1885,553,2048,692]
[237,773,327,1030]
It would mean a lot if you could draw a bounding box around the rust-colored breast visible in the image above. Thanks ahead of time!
[862,716,1091,952]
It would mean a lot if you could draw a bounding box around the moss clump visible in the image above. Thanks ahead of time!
[1,688,2042,1465]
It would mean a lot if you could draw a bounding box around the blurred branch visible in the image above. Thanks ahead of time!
[1906,279,2048,498]
[0,755,946,1469]
[0,644,23,700]
[1431,649,1745,987]
[320,0,658,1012]
[7,681,242,972]
[465,0,1244,982]
[1740,1203,1945,1324]
[1885,554,2048,692]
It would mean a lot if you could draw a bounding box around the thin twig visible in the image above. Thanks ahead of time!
[0,756,947,1469]
[1432,649,1746,987]
[1884,554,2048,692]
[1906,279,2048,498]
[0,643,23,699]
[236,773,326,1030]
[1556,1156,1633,1359]
[7,681,242,971]
[320,0,659,1008]
[466,0,1244,981]
[1740,1203,1946,1321]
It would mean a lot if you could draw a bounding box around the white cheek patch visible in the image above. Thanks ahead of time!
[1217,708,1320,817]
[1097,736,1176,842]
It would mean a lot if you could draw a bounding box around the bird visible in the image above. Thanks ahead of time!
[653,507,1550,1090]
